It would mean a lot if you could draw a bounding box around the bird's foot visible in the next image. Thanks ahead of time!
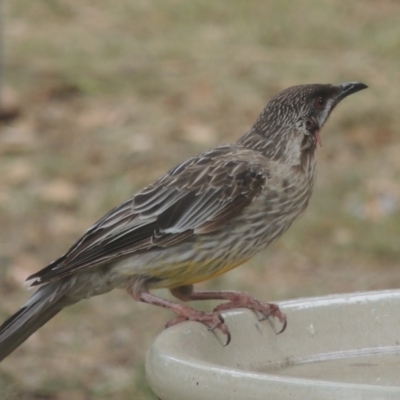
[166,309,231,345]
[213,292,287,334]
[169,286,287,335]
[135,291,231,345]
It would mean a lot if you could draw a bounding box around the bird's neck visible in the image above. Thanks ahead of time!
[237,129,281,158]
[238,128,317,175]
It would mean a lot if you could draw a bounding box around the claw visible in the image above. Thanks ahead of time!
[277,318,287,334]
[269,305,287,334]
[256,307,287,334]
[165,309,231,345]
[223,330,231,346]
[206,313,231,346]
[257,308,287,334]
[268,303,287,334]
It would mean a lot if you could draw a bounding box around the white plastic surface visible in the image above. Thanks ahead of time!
[146,290,400,400]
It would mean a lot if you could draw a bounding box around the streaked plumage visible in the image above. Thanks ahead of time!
[0,82,367,360]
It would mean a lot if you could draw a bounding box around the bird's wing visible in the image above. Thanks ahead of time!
[28,146,268,285]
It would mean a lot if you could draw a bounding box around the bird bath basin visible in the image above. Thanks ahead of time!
[146,290,400,399]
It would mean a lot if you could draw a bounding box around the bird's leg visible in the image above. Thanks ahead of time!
[171,285,287,334]
[126,284,231,344]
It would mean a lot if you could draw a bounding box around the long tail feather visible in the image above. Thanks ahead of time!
[0,281,74,362]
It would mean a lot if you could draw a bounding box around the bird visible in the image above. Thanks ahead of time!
[0,82,367,361]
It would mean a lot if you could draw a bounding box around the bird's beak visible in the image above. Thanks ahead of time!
[336,82,368,102]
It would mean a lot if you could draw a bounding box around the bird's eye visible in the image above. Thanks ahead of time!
[315,97,325,109]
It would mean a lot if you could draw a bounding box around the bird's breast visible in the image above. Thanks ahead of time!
[231,160,316,249]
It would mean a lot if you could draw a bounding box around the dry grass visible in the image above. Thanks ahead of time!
[1,0,400,398]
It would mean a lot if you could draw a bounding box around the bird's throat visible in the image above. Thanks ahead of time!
[315,130,322,147]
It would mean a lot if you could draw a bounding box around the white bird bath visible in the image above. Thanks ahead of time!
[146,290,400,400]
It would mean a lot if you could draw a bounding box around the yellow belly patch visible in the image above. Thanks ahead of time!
[150,257,250,289]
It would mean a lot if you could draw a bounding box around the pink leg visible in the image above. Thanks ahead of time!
[171,285,287,334]
[127,286,231,344]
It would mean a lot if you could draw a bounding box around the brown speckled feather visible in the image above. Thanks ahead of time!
[28,146,267,285]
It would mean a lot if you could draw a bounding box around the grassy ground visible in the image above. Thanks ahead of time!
[1,0,400,398]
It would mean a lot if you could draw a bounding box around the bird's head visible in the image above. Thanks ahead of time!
[246,82,367,163]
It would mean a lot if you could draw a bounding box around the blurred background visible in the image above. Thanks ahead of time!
[0,0,399,398]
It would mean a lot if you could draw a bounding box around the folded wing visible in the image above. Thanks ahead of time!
[28,146,267,285]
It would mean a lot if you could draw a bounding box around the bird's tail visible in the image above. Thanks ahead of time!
[0,280,74,362]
